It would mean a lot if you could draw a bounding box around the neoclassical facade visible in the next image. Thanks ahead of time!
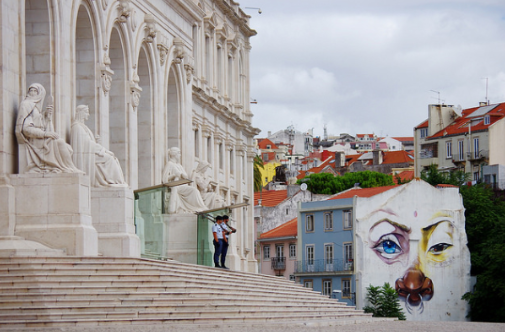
[0,0,259,272]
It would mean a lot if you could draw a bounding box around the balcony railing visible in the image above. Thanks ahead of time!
[271,256,286,270]
[294,259,353,273]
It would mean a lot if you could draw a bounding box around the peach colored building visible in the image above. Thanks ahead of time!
[258,218,298,280]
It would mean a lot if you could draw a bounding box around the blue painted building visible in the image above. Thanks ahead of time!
[295,196,356,305]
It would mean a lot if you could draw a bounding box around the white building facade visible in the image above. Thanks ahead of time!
[0,0,259,272]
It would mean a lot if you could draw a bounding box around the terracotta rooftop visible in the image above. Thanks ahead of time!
[258,218,297,240]
[415,119,429,129]
[383,150,414,164]
[428,102,505,139]
[257,138,279,150]
[393,170,415,184]
[392,137,414,142]
[254,190,288,207]
[329,185,397,200]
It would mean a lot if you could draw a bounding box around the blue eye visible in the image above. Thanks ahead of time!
[382,240,400,254]
[373,234,403,259]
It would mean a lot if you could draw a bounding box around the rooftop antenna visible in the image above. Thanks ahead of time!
[430,90,441,105]
[323,123,328,141]
[482,77,489,105]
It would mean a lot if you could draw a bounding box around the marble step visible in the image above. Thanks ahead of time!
[0,303,363,316]
[0,274,316,294]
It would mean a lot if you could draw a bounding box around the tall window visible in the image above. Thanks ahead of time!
[343,210,352,229]
[344,243,353,262]
[458,140,464,161]
[263,245,270,259]
[342,279,351,298]
[324,212,333,231]
[289,244,296,258]
[324,244,334,264]
[306,215,314,232]
[446,141,452,159]
[229,149,234,174]
[306,245,314,265]
[323,279,332,297]
[420,128,428,138]
[473,138,479,159]
[194,129,199,158]
[219,143,223,170]
[276,245,284,258]
[484,115,490,125]
[207,137,212,163]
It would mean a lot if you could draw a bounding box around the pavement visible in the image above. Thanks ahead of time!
[2,320,505,332]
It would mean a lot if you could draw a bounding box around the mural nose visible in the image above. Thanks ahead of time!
[395,269,434,306]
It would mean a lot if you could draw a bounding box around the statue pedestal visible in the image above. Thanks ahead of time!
[10,173,98,256]
[164,213,198,264]
[91,187,140,257]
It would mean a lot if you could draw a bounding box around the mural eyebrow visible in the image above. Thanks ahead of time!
[422,219,452,232]
[370,219,411,233]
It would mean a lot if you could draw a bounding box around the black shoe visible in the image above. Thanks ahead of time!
[214,264,221,268]
[220,265,229,270]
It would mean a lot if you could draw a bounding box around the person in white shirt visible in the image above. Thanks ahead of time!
[212,215,227,268]
[220,215,236,269]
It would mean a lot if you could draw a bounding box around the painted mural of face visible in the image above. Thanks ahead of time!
[368,208,458,314]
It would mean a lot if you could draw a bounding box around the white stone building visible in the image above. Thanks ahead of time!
[0,0,259,272]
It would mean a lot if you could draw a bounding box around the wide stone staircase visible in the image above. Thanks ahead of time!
[0,257,380,328]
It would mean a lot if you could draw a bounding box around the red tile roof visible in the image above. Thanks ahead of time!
[428,103,505,138]
[257,138,279,150]
[436,184,459,188]
[254,190,288,207]
[329,185,397,200]
[415,119,429,129]
[258,218,297,239]
[383,150,414,164]
[392,137,414,142]
[393,170,414,184]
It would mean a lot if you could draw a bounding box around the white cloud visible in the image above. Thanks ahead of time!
[243,0,505,138]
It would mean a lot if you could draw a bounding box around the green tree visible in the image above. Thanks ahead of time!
[298,171,395,195]
[421,163,469,186]
[363,283,406,320]
[253,155,264,192]
[460,184,505,322]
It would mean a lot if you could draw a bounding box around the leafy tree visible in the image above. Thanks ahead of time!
[298,171,395,195]
[420,167,505,322]
[460,184,505,322]
[253,155,264,192]
[421,163,469,186]
[363,283,406,320]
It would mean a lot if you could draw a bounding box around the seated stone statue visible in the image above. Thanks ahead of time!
[162,147,207,214]
[71,105,127,187]
[192,161,225,209]
[15,83,82,174]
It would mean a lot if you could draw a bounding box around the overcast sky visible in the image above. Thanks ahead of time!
[239,0,505,139]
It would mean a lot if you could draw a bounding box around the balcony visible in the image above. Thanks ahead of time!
[468,149,488,161]
[271,257,286,270]
[294,259,353,275]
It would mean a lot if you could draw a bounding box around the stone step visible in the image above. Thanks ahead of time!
[0,289,345,305]
[0,311,371,328]
[0,303,362,316]
[0,274,315,294]
[0,296,347,308]
[0,256,368,328]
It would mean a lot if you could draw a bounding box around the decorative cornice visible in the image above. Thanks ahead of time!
[214,0,257,38]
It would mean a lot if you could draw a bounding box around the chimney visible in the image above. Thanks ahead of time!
[373,149,383,165]
[267,131,271,137]
[479,101,488,106]
[335,151,345,167]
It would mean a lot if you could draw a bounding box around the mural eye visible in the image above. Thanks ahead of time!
[373,234,402,259]
[428,243,452,254]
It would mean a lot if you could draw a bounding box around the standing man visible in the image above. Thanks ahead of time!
[212,216,226,268]
[220,215,236,269]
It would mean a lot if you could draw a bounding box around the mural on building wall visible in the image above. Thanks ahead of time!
[356,180,471,321]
